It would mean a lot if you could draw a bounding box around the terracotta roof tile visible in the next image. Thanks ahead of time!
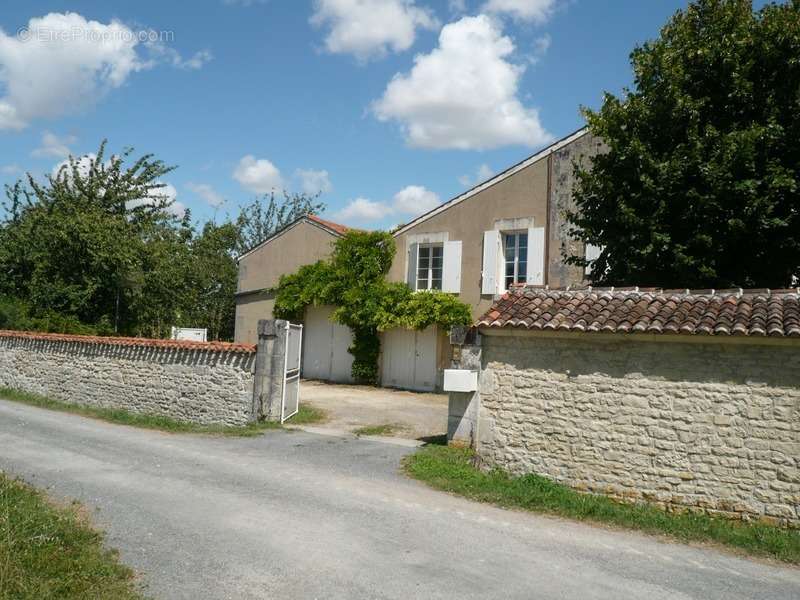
[476,287,800,338]
[0,330,256,353]
[307,214,350,236]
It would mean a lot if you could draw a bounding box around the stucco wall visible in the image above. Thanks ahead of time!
[237,220,339,293]
[388,157,550,319]
[477,331,800,525]
[236,219,340,344]
[235,291,275,344]
[0,332,256,426]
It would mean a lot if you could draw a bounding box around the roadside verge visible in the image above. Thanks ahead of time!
[404,445,800,565]
[0,387,324,436]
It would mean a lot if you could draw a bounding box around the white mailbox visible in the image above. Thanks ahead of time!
[443,369,478,392]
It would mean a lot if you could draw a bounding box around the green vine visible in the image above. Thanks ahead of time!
[273,231,472,384]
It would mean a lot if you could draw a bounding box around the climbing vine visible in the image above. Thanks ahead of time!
[273,231,472,384]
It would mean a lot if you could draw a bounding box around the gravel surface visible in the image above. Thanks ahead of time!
[1,398,798,600]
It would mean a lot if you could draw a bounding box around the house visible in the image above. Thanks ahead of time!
[234,127,605,392]
[234,214,349,345]
[380,127,604,391]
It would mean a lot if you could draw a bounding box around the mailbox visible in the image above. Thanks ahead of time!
[443,369,478,392]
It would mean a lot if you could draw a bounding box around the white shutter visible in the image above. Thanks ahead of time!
[406,242,419,289]
[526,227,546,285]
[442,241,462,293]
[481,230,500,295]
[585,243,602,276]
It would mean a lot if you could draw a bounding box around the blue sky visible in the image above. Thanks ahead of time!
[0,1,713,229]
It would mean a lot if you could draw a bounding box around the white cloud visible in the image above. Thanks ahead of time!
[0,164,21,176]
[483,0,558,23]
[166,201,187,218]
[144,42,213,70]
[336,197,393,222]
[186,182,225,207]
[477,163,494,180]
[31,131,77,158]
[233,155,283,194]
[310,0,439,61]
[335,184,440,223]
[295,168,332,195]
[527,33,551,65]
[127,182,185,217]
[392,185,440,215]
[373,15,552,150]
[0,12,209,131]
[52,153,96,180]
[0,13,145,131]
[458,163,493,187]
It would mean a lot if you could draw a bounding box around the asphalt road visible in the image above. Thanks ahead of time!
[1,399,798,600]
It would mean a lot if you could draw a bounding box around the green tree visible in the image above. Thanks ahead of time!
[0,142,178,332]
[185,222,240,341]
[568,0,800,288]
[274,231,471,384]
[236,190,325,255]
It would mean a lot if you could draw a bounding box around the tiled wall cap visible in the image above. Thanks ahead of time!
[477,287,800,337]
[0,330,257,353]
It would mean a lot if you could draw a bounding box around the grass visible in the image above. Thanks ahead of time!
[353,423,401,436]
[0,387,324,436]
[0,472,144,599]
[404,445,800,565]
[287,404,327,425]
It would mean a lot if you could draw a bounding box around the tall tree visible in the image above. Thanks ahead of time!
[235,190,325,255]
[568,0,800,288]
[0,142,178,331]
[185,222,239,341]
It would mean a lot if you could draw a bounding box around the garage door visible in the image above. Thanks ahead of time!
[302,305,354,383]
[380,326,438,392]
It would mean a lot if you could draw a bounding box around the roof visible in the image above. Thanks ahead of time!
[393,127,589,237]
[0,330,256,352]
[237,214,349,262]
[306,214,349,236]
[477,287,800,338]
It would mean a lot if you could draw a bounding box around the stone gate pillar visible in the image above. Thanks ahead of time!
[447,326,482,448]
[252,319,288,422]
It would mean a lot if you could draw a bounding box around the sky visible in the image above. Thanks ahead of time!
[0,0,722,230]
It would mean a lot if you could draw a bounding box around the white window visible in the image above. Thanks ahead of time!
[503,232,528,290]
[416,244,443,290]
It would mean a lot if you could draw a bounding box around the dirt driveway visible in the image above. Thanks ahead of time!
[300,379,447,440]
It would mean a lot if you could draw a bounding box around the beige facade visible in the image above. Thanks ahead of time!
[234,217,344,344]
[388,128,604,319]
[233,129,605,389]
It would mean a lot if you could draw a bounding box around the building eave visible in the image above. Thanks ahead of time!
[392,127,590,237]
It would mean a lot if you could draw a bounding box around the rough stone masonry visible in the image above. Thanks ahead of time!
[0,331,256,426]
[476,332,800,526]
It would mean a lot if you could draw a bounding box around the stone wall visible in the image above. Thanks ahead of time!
[477,331,800,526]
[0,331,256,426]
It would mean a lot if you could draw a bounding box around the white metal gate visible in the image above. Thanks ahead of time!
[282,322,303,423]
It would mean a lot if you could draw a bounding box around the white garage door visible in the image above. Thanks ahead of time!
[381,326,438,392]
[302,305,354,383]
